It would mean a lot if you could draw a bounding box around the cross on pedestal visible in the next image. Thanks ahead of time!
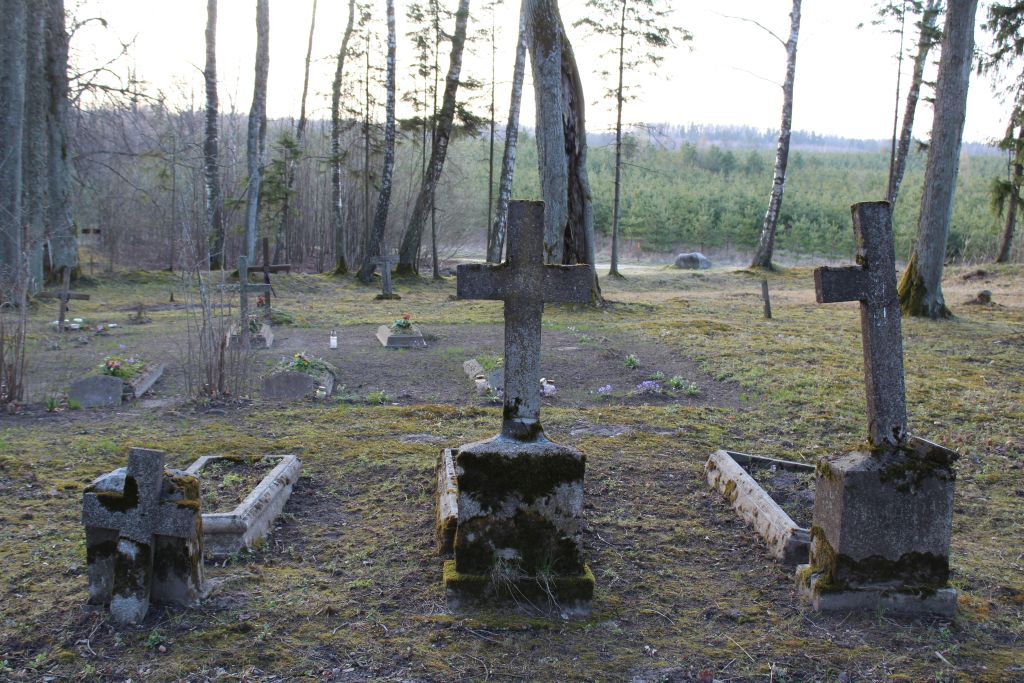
[814,201,907,450]
[373,253,399,298]
[37,267,90,331]
[239,255,272,347]
[81,448,200,623]
[457,200,592,441]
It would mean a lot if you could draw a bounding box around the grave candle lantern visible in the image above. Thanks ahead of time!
[329,330,338,349]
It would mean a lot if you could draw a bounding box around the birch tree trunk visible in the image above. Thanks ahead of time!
[332,0,357,274]
[750,0,801,270]
[608,0,627,278]
[396,0,473,276]
[887,0,941,206]
[897,0,978,318]
[526,0,602,303]
[243,0,270,263]
[486,0,528,264]
[24,6,47,291]
[358,0,397,283]
[0,0,28,292]
[45,0,76,279]
[204,0,226,270]
[274,0,317,267]
[996,123,1022,263]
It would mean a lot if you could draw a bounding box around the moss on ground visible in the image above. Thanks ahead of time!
[0,265,1021,680]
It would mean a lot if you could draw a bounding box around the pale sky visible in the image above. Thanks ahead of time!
[72,0,1007,144]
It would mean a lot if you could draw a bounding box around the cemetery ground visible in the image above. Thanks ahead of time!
[0,263,1022,682]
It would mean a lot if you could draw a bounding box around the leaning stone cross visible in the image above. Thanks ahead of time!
[373,252,399,299]
[81,448,201,623]
[813,201,907,450]
[457,200,592,440]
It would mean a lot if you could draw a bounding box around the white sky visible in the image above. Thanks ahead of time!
[72,0,1007,144]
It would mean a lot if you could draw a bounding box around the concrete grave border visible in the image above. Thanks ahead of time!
[69,362,165,408]
[376,324,427,348]
[705,449,813,566]
[186,454,301,558]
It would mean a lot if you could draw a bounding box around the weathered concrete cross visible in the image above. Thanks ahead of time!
[814,201,907,450]
[457,200,592,441]
[373,252,399,298]
[239,255,272,345]
[81,448,199,623]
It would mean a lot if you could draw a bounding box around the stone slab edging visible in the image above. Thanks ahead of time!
[127,363,165,401]
[376,324,427,348]
[186,454,300,558]
[705,449,812,566]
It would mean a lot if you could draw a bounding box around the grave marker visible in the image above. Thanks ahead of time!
[799,201,959,615]
[438,200,595,613]
[374,252,400,300]
[37,267,90,331]
[82,448,204,624]
[237,255,273,349]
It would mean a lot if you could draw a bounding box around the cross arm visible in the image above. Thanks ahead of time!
[456,264,510,301]
[814,266,868,304]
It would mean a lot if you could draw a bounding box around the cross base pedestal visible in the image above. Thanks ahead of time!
[796,436,958,616]
[374,292,401,301]
[442,559,594,617]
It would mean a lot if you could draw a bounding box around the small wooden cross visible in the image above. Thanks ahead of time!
[37,267,90,331]
[81,448,198,623]
[814,201,907,450]
[238,255,272,347]
[457,201,592,441]
[373,253,399,298]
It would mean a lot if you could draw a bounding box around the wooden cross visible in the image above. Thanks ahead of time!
[37,267,90,331]
[814,201,907,450]
[457,200,592,441]
[81,448,198,623]
[373,252,399,298]
[238,255,272,346]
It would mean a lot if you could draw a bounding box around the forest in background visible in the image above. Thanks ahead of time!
[71,107,1009,274]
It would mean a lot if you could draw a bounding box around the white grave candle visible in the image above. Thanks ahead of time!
[329,331,338,349]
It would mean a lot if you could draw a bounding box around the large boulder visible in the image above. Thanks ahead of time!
[673,252,712,270]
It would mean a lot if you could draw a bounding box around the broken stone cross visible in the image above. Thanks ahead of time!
[439,200,595,613]
[239,254,272,346]
[373,253,399,299]
[799,201,959,616]
[82,448,204,624]
[814,202,907,450]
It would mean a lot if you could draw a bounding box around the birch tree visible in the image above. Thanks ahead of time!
[331,0,358,274]
[203,0,225,269]
[575,0,690,277]
[749,0,802,271]
[243,0,270,263]
[357,0,397,283]
[486,0,527,263]
[525,0,602,302]
[396,0,472,276]
[0,0,28,294]
[897,0,978,318]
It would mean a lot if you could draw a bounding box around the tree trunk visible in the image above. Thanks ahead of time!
[525,0,602,303]
[0,0,28,293]
[24,6,47,291]
[243,0,270,263]
[274,0,317,267]
[888,0,940,206]
[486,3,497,259]
[487,0,528,264]
[750,0,801,270]
[204,0,226,270]
[332,0,357,275]
[44,0,75,280]
[396,0,473,275]
[996,123,1022,263]
[897,0,977,318]
[358,0,397,283]
[608,0,627,278]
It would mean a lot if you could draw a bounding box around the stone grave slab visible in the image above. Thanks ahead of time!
[462,359,503,395]
[229,321,274,349]
[441,200,594,615]
[185,454,301,558]
[261,369,334,400]
[82,448,204,624]
[796,202,959,616]
[376,324,427,348]
[705,450,813,566]
[69,363,165,408]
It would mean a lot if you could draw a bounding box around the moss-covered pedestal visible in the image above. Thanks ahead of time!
[437,437,594,617]
[796,436,958,616]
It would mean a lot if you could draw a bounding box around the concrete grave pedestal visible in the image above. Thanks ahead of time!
[82,448,204,624]
[376,324,427,348]
[70,363,165,408]
[229,321,274,349]
[186,454,301,558]
[261,368,335,400]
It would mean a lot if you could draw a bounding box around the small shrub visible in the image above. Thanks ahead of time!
[624,354,641,369]
[366,390,390,405]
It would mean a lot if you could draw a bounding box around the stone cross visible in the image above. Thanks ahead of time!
[814,201,907,450]
[239,255,272,346]
[373,252,399,298]
[457,200,592,440]
[81,448,200,623]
